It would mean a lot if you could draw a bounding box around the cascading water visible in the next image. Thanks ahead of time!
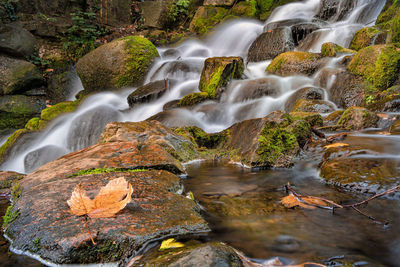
[0,0,387,174]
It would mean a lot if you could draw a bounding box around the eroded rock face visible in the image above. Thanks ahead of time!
[6,170,209,264]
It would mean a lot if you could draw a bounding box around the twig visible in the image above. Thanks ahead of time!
[83,216,96,245]
[284,183,399,224]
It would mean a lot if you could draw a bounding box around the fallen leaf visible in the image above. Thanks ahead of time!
[159,238,184,250]
[67,177,133,218]
[324,143,349,149]
[281,194,330,210]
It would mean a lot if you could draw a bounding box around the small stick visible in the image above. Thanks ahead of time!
[83,216,96,245]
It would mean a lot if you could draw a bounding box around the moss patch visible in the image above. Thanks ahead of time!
[177,92,209,107]
[266,51,321,76]
[321,42,355,57]
[0,129,28,164]
[68,167,148,178]
[350,27,385,51]
[175,126,228,149]
[117,36,159,88]
[40,101,79,121]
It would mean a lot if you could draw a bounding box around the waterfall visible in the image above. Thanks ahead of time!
[0,0,387,174]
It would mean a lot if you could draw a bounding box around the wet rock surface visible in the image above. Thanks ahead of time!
[285,87,325,112]
[127,80,176,108]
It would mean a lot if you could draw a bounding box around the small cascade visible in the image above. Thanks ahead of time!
[0,0,387,173]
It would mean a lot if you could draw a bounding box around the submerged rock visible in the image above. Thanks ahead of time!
[199,57,244,99]
[76,36,159,93]
[266,51,323,77]
[127,80,176,108]
[228,78,281,103]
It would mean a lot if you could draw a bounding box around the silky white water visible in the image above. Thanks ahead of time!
[0,0,387,173]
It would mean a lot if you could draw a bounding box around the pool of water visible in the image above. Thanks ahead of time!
[183,160,400,266]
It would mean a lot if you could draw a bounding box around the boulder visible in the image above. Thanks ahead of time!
[199,57,244,99]
[348,44,400,90]
[76,36,159,93]
[177,92,210,107]
[0,24,37,58]
[0,95,45,130]
[127,80,176,108]
[321,42,355,57]
[0,55,45,95]
[131,242,243,267]
[316,0,355,21]
[284,87,325,112]
[247,27,294,62]
[350,27,387,51]
[4,121,208,264]
[266,51,323,77]
[291,99,335,113]
[324,110,344,125]
[337,106,379,130]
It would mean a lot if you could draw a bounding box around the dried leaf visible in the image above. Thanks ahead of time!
[159,238,184,250]
[324,143,349,149]
[67,177,133,218]
[281,194,330,210]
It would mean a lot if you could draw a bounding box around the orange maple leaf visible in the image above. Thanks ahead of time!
[281,193,329,210]
[67,177,133,218]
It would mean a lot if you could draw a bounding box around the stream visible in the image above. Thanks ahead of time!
[1,0,399,266]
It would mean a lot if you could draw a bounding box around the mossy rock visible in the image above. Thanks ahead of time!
[337,106,379,130]
[76,36,159,93]
[189,6,231,35]
[350,27,386,51]
[231,0,257,18]
[40,101,79,121]
[292,99,335,113]
[0,129,29,163]
[390,118,400,133]
[199,57,244,99]
[365,85,400,111]
[324,110,344,125]
[174,126,228,149]
[177,92,210,107]
[348,44,400,90]
[266,51,322,76]
[290,112,323,127]
[321,42,355,57]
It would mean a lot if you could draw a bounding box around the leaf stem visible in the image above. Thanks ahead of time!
[83,216,96,245]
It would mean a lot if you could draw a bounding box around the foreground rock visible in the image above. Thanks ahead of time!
[337,106,379,130]
[76,36,159,94]
[291,99,335,113]
[284,87,325,112]
[5,121,208,264]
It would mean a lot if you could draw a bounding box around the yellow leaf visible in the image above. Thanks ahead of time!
[159,238,184,250]
[67,177,133,218]
[324,143,349,149]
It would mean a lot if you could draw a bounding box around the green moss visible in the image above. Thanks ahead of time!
[321,42,355,57]
[202,66,224,98]
[256,121,298,167]
[2,204,20,230]
[350,27,384,51]
[286,120,311,148]
[256,0,297,20]
[290,112,323,127]
[177,92,209,107]
[68,167,148,177]
[0,129,28,164]
[232,0,257,18]
[11,182,22,200]
[25,117,40,130]
[40,100,79,121]
[175,126,228,149]
[266,51,319,73]
[190,6,230,35]
[117,36,159,87]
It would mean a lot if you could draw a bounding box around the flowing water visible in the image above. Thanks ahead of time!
[1,0,399,266]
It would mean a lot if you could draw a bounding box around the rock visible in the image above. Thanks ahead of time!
[316,0,355,21]
[149,60,203,81]
[138,0,174,29]
[247,27,294,62]
[266,51,323,76]
[76,36,159,93]
[337,106,379,130]
[324,110,344,125]
[284,87,325,112]
[320,158,400,195]
[6,169,209,264]
[222,111,309,168]
[0,95,45,130]
[131,242,243,267]
[199,57,244,99]
[47,69,76,103]
[290,22,321,45]
[24,145,68,173]
[189,6,230,35]
[0,24,37,58]
[175,126,228,149]
[291,99,335,113]
[316,69,366,108]
[231,1,257,18]
[390,118,400,133]
[163,100,179,110]
[0,55,45,95]
[321,42,355,57]
[366,85,400,112]
[204,0,235,6]
[0,129,37,165]
[41,100,79,121]
[0,171,25,195]
[350,27,387,51]
[148,110,205,129]
[177,92,210,107]
[290,112,323,127]
[127,80,176,108]
[228,78,281,102]
[348,44,400,90]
